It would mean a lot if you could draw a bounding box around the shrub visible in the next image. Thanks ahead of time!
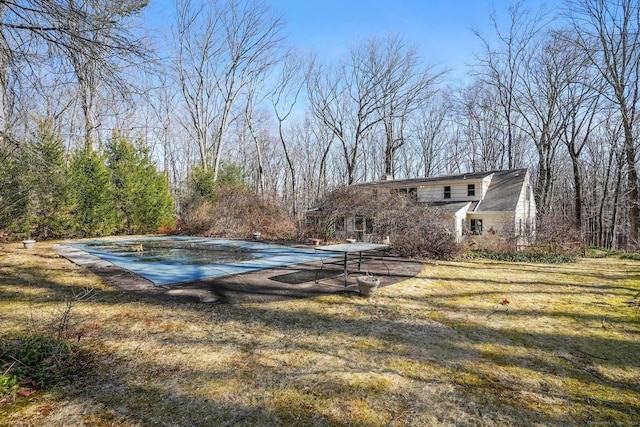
[535,213,585,255]
[378,203,463,260]
[310,187,462,260]
[462,212,583,263]
[465,249,577,263]
[619,252,640,261]
[0,289,92,400]
[179,186,296,240]
[393,228,461,260]
[0,334,80,394]
[585,247,620,258]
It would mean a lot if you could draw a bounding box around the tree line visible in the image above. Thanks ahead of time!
[0,121,174,239]
[0,0,638,248]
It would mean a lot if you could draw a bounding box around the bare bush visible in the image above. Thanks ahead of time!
[309,187,394,241]
[535,213,584,255]
[311,186,462,259]
[376,203,462,260]
[179,186,296,240]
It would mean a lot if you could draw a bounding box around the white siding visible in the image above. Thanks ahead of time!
[453,204,471,241]
[480,174,493,198]
[418,181,484,203]
[513,174,536,244]
[467,213,513,236]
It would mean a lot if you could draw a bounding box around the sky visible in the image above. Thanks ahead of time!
[271,0,554,84]
[144,0,555,85]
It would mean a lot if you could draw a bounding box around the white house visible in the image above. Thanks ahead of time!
[346,169,537,245]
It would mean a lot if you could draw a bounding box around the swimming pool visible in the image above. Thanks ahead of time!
[64,236,330,286]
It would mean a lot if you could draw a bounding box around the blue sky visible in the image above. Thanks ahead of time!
[272,0,554,83]
[145,0,555,84]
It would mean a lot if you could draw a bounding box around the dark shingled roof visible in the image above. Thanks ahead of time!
[350,170,498,189]
[476,169,528,212]
[348,169,528,213]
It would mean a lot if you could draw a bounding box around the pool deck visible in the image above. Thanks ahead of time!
[54,241,423,304]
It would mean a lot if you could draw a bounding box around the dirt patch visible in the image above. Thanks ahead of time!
[54,244,423,304]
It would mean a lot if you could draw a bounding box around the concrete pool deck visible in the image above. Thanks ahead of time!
[54,240,423,304]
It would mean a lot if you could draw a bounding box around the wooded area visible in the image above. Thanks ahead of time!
[0,0,638,248]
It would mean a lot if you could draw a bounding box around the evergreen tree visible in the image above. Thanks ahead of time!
[106,135,175,234]
[189,165,218,205]
[187,161,247,208]
[28,120,74,239]
[0,144,30,238]
[68,148,118,237]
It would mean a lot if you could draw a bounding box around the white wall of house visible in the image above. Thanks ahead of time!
[452,203,472,242]
[480,174,493,198]
[418,180,485,203]
[514,175,536,245]
[466,212,513,236]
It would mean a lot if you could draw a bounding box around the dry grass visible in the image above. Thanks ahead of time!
[1,241,639,426]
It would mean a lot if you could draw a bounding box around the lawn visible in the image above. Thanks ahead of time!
[1,241,639,426]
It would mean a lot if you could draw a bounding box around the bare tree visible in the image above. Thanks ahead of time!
[405,90,452,177]
[551,29,603,227]
[307,36,439,184]
[457,80,509,172]
[146,74,187,200]
[516,28,570,215]
[307,51,382,185]
[242,75,271,195]
[270,51,304,217]
[173,0,218,172]
[568,0,640,246]
[583,118,625,247]
[473,1,549,169]
[370,35,441,178]
[0,0,150,148]
[173,0,283,181]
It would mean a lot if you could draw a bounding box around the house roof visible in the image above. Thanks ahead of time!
[350,170,498,189]
[430,201,477,216]
[349,168,529,213]
[475,169,528,212]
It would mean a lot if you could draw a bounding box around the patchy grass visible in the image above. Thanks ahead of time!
[0,241,639,426]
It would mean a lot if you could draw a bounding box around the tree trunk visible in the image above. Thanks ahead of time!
[623,125,640,245]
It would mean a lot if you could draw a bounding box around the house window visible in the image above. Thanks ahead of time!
[398,187,417,202]
[468,184,476,197]
[366,218,374,234]
[444,186,451,199]
[354,216,365,232]
[470,219,483,235]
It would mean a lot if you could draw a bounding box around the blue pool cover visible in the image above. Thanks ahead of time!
[65,236,335,286]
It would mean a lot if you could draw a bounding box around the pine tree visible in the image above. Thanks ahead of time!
[28,120,74,239]
[68,148,118,237]
[0,144,30,238]
[106,135,175,234]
